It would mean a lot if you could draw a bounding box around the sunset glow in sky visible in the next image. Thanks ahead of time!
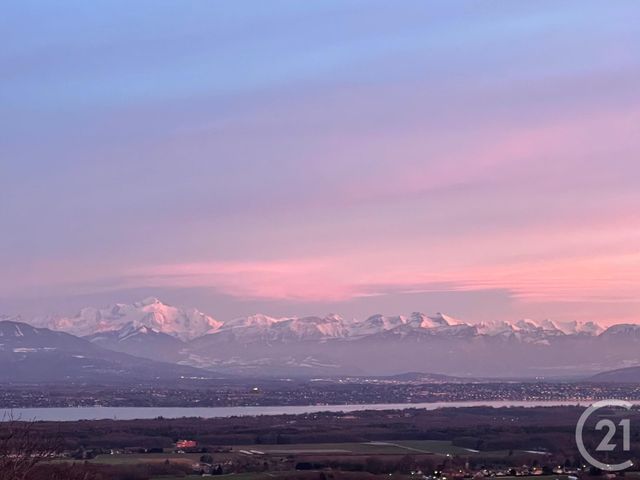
[2,1,640,323]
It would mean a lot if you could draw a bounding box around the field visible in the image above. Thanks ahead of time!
[232,440,550,458]
[232,440,471,456]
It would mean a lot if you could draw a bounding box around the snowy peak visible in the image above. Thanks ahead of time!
[348,312,468,338]
[34,299,221,341]
[428,312,464,326]
[208,314,349,343]
[278,315,349,340]
[553,320,604,335]
[411,312,464,328]
[474,318,605,341]
[223,313,286,330]
[475,320,514,336]
[134,296,162,307]
[510,318,604,336]
[351,314,407,336]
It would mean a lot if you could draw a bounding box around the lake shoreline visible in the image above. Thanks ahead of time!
[0,399,607,422]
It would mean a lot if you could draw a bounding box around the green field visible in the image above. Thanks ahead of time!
[234,442,406,455]
[233,440,472,456]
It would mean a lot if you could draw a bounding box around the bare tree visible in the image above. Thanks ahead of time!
[0,412,61,480]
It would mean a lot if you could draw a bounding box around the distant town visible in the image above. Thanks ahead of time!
[2,379,640,408]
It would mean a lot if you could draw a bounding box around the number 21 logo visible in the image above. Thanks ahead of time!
[596,418,631,452]
[576,399,634,472]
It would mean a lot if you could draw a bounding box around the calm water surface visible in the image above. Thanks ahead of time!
[0,400,600,422]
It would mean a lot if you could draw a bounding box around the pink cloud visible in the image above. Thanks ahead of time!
[126,258,361,301]
[334,103,640,205]
[124,239,640,310]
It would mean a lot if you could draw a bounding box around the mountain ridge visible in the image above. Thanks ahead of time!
[28,298,608,343]
[12,298,638,378]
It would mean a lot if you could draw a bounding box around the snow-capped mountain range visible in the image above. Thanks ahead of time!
[11,297,640,378]
[30,297,605,343]
[34,297,221,341]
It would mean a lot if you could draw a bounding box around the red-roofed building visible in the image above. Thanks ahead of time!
[176,439,197,449]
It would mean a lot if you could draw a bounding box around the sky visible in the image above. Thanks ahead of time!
[1,1,640,323]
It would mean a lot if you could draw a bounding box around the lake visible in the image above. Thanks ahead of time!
[0,400,599,422]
